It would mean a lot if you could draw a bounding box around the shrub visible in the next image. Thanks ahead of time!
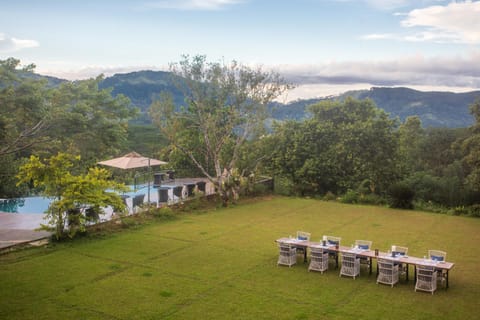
[467,204,480,217]
[251,183,271,196]
[323,191,336,201]
[388,183,415,209]
[413,200,449,214]
[273,176,295,196]
[358,193,387,206]
[152,206,176,220]
[340,190,359,204]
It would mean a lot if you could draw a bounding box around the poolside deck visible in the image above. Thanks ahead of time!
[0,177,213,250]
[0,213,51,249]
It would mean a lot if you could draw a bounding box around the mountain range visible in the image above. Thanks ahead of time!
[52,70,480,128]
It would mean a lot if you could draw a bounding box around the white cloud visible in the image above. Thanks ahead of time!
[333,0,447,11]
[144,0,244,10]
[275,51,480,92]
[361,33,397,40]
[0,33,39,52]
[401,1,480,44]
[363,1,480,44]
[36,62,169,80]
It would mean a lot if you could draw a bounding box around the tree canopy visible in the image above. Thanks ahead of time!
[150,55,291,205]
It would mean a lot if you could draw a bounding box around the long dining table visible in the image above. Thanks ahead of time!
[276,238,455,289]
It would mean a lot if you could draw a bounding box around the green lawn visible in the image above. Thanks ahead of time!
[1,197,479,319]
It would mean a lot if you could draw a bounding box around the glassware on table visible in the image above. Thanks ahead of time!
[375,249,379,256]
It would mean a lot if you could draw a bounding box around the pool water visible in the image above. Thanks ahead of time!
[0,197,51,214]
[0,185,160,214]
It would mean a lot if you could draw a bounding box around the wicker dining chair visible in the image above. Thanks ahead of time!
[355,240,373,271]
[308,247,329,273]
[392,245,408,278]
[295,231,311,262]
[428,249,447,286]
[339,252,360,279]
[277,243,297,267]
[415,265,437,294]
[324,235,341,268]
[377,258,399,287]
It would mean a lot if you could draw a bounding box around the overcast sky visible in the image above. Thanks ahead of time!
[1,0,479,100]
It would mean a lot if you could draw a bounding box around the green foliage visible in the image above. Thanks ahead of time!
[17,153,128,239]
[149,55,290,206]
[388,182,415,209]
[340,190,359,204]
[273,175,295,196]
[459,99,480,192]
[267,97,399,197]
[323,191,336,201]
[151,206,176,220]
[0,58,137,198]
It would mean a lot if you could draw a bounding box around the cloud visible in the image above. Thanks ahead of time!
[0,33,39,52]
[401,1,480,44]
[276,51,480,90]
[144,0,244,10]
[35,62,169,80]
[332,0,447,11]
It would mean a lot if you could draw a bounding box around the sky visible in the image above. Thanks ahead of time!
[1,0,480,101]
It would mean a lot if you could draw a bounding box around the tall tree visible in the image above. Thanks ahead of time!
[17,153,127,239]
[267,98,399,196]
[398,116,424,175]
[460,99,480,192]
[45,76,137,165]
[150,55,290,205]
[0,58,51,157]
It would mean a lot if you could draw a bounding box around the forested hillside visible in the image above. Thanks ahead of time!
[98,70,480,128]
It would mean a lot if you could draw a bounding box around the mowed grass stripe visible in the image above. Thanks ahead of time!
[0,196,479,319]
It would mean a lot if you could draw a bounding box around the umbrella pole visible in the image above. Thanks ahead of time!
[147,158,151,204]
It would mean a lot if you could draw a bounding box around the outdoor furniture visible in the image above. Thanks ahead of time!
[158,187,170,203]
[308,247,329,273]
[132,194,145,212]
[277,243,297,267]
[339,252,360,279]
[392,245,409,279]
[196,181,207,192]
[377,258,399,287]
[355,240,373,272]
[415,265,437,294]
[295,231,311,262]
[428,249,448,286]
[324,235,341,268]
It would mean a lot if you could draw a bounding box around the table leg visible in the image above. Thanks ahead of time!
[304,248,307,263]
[406,263,409,281]
[446,270,449,289]
[369,257,372,275]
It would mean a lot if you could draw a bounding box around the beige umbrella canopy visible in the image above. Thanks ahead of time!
[98,152,167,169]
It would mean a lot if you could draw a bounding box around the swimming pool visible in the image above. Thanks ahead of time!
[0,185,158,214]
[0,180,209,214]
[0,197,51,214]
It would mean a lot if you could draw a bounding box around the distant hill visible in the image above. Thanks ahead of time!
[99,70,185,111]
[271,87,480,127]
[34,70,480,128]
[343,87,480,127]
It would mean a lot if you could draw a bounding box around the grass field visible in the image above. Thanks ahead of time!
[1,196,479,319]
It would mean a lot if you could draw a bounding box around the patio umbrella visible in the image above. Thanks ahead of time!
[98,152,168,203]
[97,151,167,169]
